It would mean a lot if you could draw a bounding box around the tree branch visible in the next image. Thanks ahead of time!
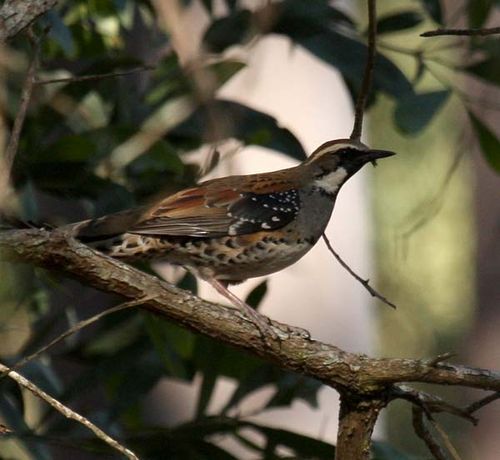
[412,407,448,460]
[1,227,500,396]
[0,0,57,42]
[336,393,387,460]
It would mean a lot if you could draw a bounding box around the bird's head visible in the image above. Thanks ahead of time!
[303,138,395,195]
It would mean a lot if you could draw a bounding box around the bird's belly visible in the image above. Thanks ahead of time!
[185,232,316,282]
[98,231,318,282]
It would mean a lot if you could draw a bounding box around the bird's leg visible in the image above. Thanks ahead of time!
[207,278,279,343]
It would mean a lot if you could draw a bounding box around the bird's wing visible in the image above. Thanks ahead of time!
[130,177,301,238]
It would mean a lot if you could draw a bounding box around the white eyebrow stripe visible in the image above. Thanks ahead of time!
[305,141,369,163]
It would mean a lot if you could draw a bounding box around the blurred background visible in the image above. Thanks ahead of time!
[0,0,499,459]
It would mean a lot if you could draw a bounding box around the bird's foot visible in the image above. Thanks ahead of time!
[207,278,280,347]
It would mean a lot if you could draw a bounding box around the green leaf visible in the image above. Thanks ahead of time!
[109,349,166,417]
[419,0,443,25]
[203,10,253,52]
[376,11,423,34]
[247,422,335,458]
[298,30,414,100]
[466,56,500,85]
[245,280,268,310]
[210,60,246,87]
[144,314,196,380]
[469,113,500,172]
[126,140,185,199]
[37,135,97,163]
[221,364,321,414]
[46,10,76,57]
[271,0,354,38]
[200,0,213,14]
[148,57,245,107]
[21,362,62,397]
[266,374,321,409]
[131,419,242,458]
[196,371,217,418]
[171,100,307,160]
[85,314,144,356]
[468,0,494,28]
[0,393,52,459]
[394,90,449,134]
[224,0,237,11]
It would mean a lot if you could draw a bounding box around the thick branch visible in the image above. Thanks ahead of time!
[1,228,500,395]
[0,0,57,42]
[336,394,386,459]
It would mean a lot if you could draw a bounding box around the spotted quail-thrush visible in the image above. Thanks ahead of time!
[70,138,394,340]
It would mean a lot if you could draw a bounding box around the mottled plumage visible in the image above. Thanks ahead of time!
[70,139,395,341]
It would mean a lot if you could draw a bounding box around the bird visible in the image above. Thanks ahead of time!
[70,138,395,342]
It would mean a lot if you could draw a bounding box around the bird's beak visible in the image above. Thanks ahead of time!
[365,149,396,167]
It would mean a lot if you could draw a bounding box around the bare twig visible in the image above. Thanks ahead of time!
[350,0,377,140]
[466,392,500,414]
[322,233,397,309]
[428,417,463,460]
[393,385,478,425]
[421,27,500,37]
[1,298,148,381]
[399,386,500,459]
[412,407,448,460]
[3,29,40,185]
[35,65,155,85]
[425,352,456,368]
[0,362,139,460]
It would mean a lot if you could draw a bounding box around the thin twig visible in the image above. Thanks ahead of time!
[412,407,448,460]
[1,298,148,381]
[425,352,456,368]
[466,392,500,414]
[322,233,397,309]
[34,65,155,85]
[0,362,139,460]
[350,0,377,140]
[4,29,40,180]
[421,27,500,37]
[393,384,478,425]
[428,417,463,460]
